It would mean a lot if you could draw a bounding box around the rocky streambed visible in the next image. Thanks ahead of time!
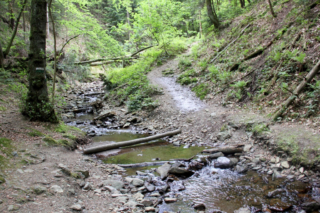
[59,81,320,213]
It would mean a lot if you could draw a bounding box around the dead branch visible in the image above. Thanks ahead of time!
[273,60,320,121]
[59,34,81,56]
[210,24,251,64]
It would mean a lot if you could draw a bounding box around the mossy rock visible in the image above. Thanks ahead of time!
[43,136,58,145]
[0,175,5,184]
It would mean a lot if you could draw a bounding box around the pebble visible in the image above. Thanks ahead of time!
[71,204,82,211]
[145,207,156,212]
[50,185,63,193]
[164,198,177,203]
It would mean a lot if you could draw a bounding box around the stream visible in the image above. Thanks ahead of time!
[62,82,317,213]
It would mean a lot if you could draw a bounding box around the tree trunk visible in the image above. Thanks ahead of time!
[9,1,14,30]
[199,9,202,38]
[83,129,182,154]
[46,2,50,37]
[4,0,28,58]
[49,0,57,105]
[0,42,4,69]
[206,0,220,29]
[267,0,276,17]
[240,0,245,8]
[23,0,58,123]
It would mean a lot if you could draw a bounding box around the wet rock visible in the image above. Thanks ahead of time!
[71,204,82,211]
[236,165,248,173]
[267,189,285,198]
[58,163,72,176]
[234,207,250,213]
[94,110,116,121]
[193,203,206,210]
[208,152,224,160]
[188,161,204,170]
[50,185,63,193]
[272,171,283,180]
[229,158,239,166]
[215,157,232,169]
[156,163,171,180]
[169,166,194,177]
[301,201,320,211]
[136,171,147,176]
[170,181,185,192]
[269,199,292,211]
[150,192,161,197]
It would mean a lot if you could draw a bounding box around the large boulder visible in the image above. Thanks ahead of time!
[94,110,116,121]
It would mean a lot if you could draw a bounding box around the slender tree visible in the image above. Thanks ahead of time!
[0,43,4,69]
[4,0,28,58]
[267,0,276,17]
[206,0,220,29]
[23,0,58,122]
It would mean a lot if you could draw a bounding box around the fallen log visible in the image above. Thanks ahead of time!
[83,129,182,154]
[202,145,244,154]
[272,59,320,121]
[119,161,176,168]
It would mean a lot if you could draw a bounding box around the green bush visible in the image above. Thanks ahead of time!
[192,83,209,100]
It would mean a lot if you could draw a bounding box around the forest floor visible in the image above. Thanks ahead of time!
[0,46,320,213]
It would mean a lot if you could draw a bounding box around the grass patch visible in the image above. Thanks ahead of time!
[192,83,210,100]
[0,137,15,170]
[28,129,45,137]
[43,136,74,148]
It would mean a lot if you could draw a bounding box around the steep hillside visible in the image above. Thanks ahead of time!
[176,0,320,124]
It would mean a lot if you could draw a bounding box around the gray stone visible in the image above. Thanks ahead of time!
[101,180,124,190]
[83,182,92,190]
[236,165,248,173]
[215,157,232,169]
[169,166,194,177]
[50,185,63,193]
[207,152,224,160]
[132,192,144,201]
[243,145,252,152]
[145,182,155,192]
[8,205,19,211]
[281,161,290,169]
[132,178,144,187]
[156,163,171,180]
[145,207,156,212]
[234,207,250,213]
[229,158,239,166]
[126,200,138,208]
[71,204,82,211]
[142,199,154,207]
[217,131,232,141]
[32,185,47,195]
[301,201,320,212]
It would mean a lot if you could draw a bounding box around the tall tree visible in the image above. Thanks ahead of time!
[206,0,220,29]
[23,0,58,122]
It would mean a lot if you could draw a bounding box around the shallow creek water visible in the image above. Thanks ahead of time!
[64,92,314,213]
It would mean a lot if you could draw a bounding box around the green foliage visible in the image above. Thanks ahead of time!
[252,123,269,136]
[177,69,197,85]
[178,58,192,69]
[208,65,219,77]
[218,70,232,84]
[192,83,209,100]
